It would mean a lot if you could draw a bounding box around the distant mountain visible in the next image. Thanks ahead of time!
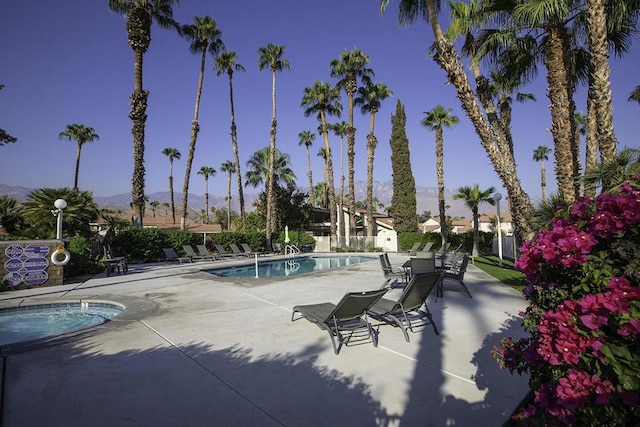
[0,181,474,219]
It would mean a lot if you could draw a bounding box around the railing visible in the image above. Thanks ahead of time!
[284,244,300,258]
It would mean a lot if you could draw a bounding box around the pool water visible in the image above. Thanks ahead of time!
[0,302,123,346]
[208,255,376,278]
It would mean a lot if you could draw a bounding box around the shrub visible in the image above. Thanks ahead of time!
[65,236,102,278]
[492,173,640,426]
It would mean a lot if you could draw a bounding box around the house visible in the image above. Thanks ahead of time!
[418,218,471,234]
[478,212,514,235]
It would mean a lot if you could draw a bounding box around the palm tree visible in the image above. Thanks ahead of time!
[380,0,535,240]
[149,200,159,217]
[301,81,343,240]
[533,145,552,201]
[298,130,316,203]
[454,185,496,258]
[21,187,99,238]
[162,202,170,216]
[355,81,392,240]
[316,146,330,209]
[258,43,290,242]
[330,49,374,242]
[58,124,99,191]
[328,121,349,242]
[197,166,216,223]
[583,147,640,194]
[629,85,640,105]
[244,147,296,189]
[108,0,179,227]
[421,106,459,249]
[161,147,180,223]
[0,195,23,234]
[179,16,224,230]
[214,51,247,230]
[220,160,235,230]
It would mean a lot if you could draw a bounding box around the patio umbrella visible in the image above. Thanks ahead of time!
[284,225,290,244]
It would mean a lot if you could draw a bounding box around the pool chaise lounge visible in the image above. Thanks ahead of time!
[368,272,443,342]
[163,248,192,264]
[291,288,388,355]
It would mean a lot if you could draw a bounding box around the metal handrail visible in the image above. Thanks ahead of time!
[285,244,300,258]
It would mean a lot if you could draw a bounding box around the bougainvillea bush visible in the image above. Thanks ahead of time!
[492,173,640,426]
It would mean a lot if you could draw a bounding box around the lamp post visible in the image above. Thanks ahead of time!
[53,198,67,240]
[493,193,503,267]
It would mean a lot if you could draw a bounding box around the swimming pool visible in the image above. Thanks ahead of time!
[207,255,376,278]
[0,302,123,346]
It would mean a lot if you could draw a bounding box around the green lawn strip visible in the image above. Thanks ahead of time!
[471,254,526,293]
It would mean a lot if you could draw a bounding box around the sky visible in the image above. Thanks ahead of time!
[1,0,639,208]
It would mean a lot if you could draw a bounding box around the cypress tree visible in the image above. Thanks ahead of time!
[389,100,417,233]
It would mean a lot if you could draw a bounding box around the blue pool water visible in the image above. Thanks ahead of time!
[0,302,123,346]
[207,255,376,278]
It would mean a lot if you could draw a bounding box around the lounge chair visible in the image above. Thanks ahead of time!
[196,244,219,260]
[272,242,283,254]
[229,243,251,258]
[241,243,264,257]
[103,244,128,277]
[213,244,237,258]
[409,256,436,277]
[407,242,422,256]
[438,254,472,299]
[368,272,442,341]
[379,253,409,288]
[163,248,191,264]
[291,288,388,355]
[417,242,434,254]
[183,245,214,261]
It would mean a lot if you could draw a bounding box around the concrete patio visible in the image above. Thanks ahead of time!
[0,253,530,426]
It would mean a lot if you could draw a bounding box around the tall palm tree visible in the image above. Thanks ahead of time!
[453,184,496,258]
[179,16,224,230]
[421,105,459,249]
[629,85,640,105]
[316,146,331,209]
[244,147,296,189]
[58,124,99,191]
[258,43,290,243]
[162,202,170,216]
[149,200,159,217]
[220,160,235,230]
[197,166,216,223]
[330,49,374,242]
[533,145,552,201]
[108,0,179,227]
[354,81,392,240]
[328,121,349,242]
[583,147,640,194]
[214,51,247,230]
[380,0,535,240]
[298,130,316,203]
[301,81,343,240]
[161,147,180,224]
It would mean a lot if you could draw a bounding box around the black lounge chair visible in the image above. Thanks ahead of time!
[438,254,472,299]
[213,244,237,259]
[379,254,409,288]
[240,243,264,257]
[195,245,219,260]
[183,245,214,261]
[162,248,191,264]
[368,272,443,342]
[229,243,251,258]
[291,288,388,355]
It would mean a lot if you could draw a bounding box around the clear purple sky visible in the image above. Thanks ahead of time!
[1,1,639,206]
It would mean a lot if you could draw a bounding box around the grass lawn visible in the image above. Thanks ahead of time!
[472,254,526,293]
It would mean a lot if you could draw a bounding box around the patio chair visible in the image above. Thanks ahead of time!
[183,245,214,261]
[272,242,283,254]
[417,242,434,254]
[195,244,219,260]
[291,288,388,355]
[407,242,422,256]
[438,254,472,299]
[213,243,237,259]
[103,244,128,277]
[229,243,251,258]
[163,248,192,264]
[241,243,264,257]
[379,253,409,289]
[368,272,443,342]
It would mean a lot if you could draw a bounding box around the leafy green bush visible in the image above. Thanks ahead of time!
[113,228,168,262]
[65,237,102,278]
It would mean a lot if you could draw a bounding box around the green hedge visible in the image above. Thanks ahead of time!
[398,231,494,253]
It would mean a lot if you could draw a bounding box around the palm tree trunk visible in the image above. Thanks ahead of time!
[544,25,577,203]
[541,162,547,201]
[425,0,534,241]
[436,127,447,248]
[74,143,82,191]
[204,178,209,223]
[181,47,207,230]
[339,134,346,245]
[584,94,598,197]
[306,147,313,203]
[320,113,337,241]
[586,0,617,169]
[169,175,175,224]
[228,74,246,230]
[226,173,232,229]
[472,208,480,258]
[366,111,378,242]
[266,70,277,244]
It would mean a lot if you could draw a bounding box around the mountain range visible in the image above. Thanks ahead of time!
[0,182,474,219]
